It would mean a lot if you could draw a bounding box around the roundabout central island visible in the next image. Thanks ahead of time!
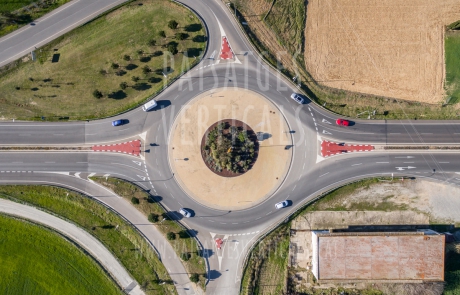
[169,88,293,210]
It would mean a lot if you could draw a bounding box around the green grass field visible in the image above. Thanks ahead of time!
[91,177,207,289]
[0,185,175,295]
[0,0,71,37]
[0,214,121,295]
[445,30,460,104]
[0,0,206,120]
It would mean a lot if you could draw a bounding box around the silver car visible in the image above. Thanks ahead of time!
[179,208,192,218]
[290,93,304,104]
[275,201,289,209]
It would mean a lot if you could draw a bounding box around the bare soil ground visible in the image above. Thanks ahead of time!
[169,88,292,210]
[305,0,460,104]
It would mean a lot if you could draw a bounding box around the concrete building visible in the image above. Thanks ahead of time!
[311,229,445,282]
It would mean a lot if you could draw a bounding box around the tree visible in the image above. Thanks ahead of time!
[167,43,178,55]
[131,197,140,204]
[180,252,190,261]
[92,89,103,98]
[148,213,159,223]
[142,65,151,74]
[119,82,128,90]
[111,62,119,69]
[148,39,156,46]
[158,30,166,38]
[190,273,199,283]
[168,20,178,29]
[123,54,131,61]
[167,232,176,240]
[131,76,140,82]
[175,32,186,40]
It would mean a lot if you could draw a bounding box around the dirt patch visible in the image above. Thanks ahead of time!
[169,88,292,210]
[304,0,460,104]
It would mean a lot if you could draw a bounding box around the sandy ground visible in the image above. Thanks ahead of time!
[340,179,460,224]
[169,88,292,210]
[304,0,460,104]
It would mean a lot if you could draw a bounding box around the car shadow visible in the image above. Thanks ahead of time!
[152,100,171,110]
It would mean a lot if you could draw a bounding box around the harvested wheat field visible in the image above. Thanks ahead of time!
[305,0,460,104]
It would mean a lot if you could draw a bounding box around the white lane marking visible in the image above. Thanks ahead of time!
[376,162,389,164]
[117,128,129,132]
[322,119,332,124]
[420,133,433,135]
[438,162,450,163]
[389,133,401,134]
[319,172,329,178]
[395,166,416,171]
[395,156,414,158]
[352,163,362,166]
[74,172,81,178]
[77,162,88,164]
[322,130,332,135]
[137,175,146,181]
[403,162,414,163]
[132,161,142,166]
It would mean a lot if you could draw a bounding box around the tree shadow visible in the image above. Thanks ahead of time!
[152,51,163,57]
[115,69,127,76]
[146,195,163,203]
[256,132,272,141]
[108,90,127,100]
[125,64,138,71]
[184,48,201,57]
[207,270,221,280]
[140,56,151,63]
[132,83,151,91]
[148,77,162,84]
[192,35,207,43]
[199,248,214,258]
[100,224,115,229]
[184,23,202,32]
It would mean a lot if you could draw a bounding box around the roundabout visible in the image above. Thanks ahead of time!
[169,88,293,210]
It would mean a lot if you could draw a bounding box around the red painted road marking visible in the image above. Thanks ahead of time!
[92,140,141,156]
[220,37,233,59]
[321,140,374,157]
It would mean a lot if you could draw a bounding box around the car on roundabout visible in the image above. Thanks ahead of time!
[112,119,127,127]
[336,118,350,126]
[275,200,289,209]
[179,208,192,218]
[290,93,304,104]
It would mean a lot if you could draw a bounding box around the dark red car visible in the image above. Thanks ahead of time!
[336,119,350,126]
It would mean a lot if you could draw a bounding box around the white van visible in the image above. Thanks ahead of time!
[142,100,157,111]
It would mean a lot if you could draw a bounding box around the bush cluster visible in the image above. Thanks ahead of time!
[203,122,256,174]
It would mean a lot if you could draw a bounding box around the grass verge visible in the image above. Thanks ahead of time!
[445,30,460,105]
[91,177,207,289]
[0,185,175,295]
[229,1,460,120]
[0,213,122,295]
[240,223,290,295]
[0,0,71,38]
[0,0,206,120]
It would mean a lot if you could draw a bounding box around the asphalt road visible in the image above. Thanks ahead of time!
[1,0,460,294]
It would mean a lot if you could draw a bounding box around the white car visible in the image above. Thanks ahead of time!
[179,208,192,218]
[290,93,304,104]
[275,201,289,209]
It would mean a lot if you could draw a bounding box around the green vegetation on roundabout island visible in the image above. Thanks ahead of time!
[202,120,259,176]
[0,185,175,295]
[0,0,207,120]
[0,214,121,295]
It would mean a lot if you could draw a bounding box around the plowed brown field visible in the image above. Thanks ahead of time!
[305,0,460,104]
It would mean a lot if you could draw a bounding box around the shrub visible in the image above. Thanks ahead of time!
[148,39,156,46]
[158,30,166,38]
[92,89,103,98]
[148,213,159,223]
[167,232,176,240]
[115,69,126,76]
[180,252,190,261]
[142,66,151,74]
[131,197,140,205]
[190,273,199,283]
[168,20,178,29]
[175,32,186,40]
[167,44,178,55]
[119,82,128,90]
[178,230,190,239]
[99,69,107,75]
[123,54,131,61]
[131,76,140,82]
[111,62,119,69]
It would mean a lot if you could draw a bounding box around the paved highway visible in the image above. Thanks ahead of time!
[1,0,460,295]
